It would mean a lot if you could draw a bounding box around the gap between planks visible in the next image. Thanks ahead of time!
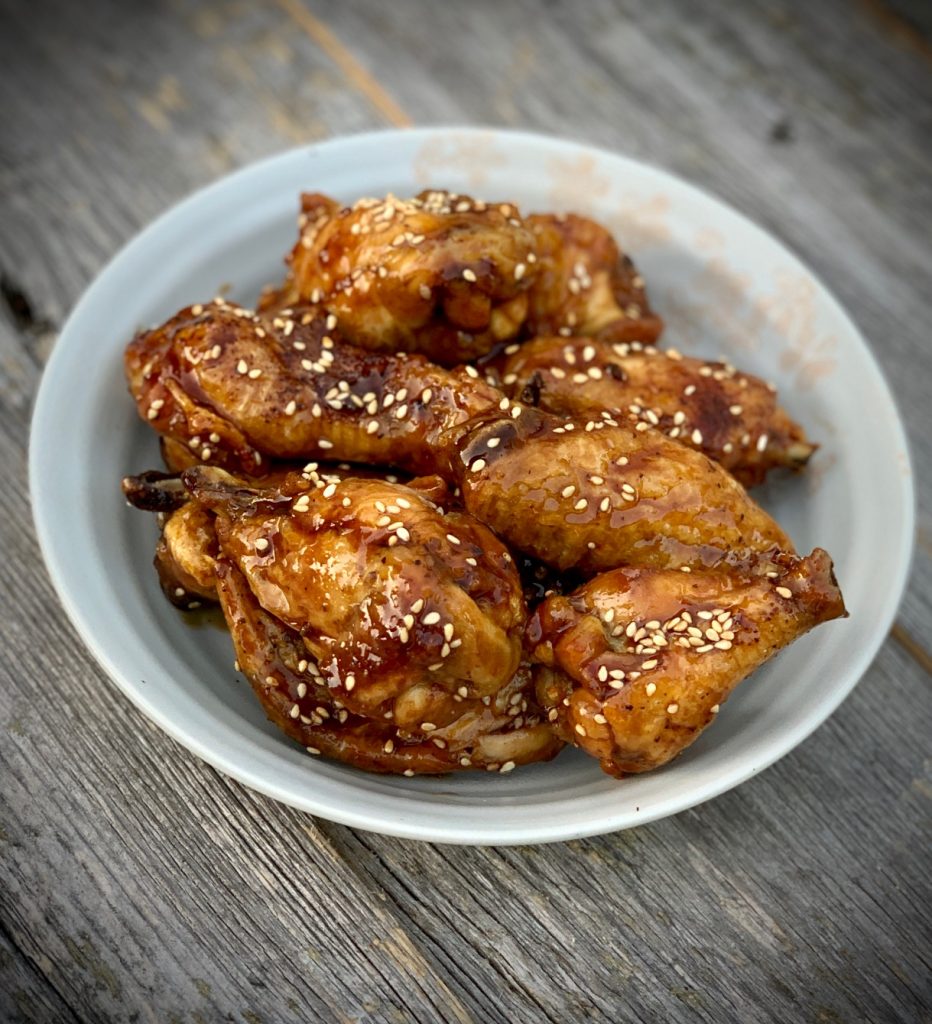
[275,0,413,128]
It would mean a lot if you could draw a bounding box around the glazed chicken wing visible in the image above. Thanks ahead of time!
[216,558,560,775]
[523,213,664,344]
[182,465,561,772]
[125,300,501,477]
[496,336,815,486]
[527,548,846,776]
[280,190,539,364]
[448,406,791,574]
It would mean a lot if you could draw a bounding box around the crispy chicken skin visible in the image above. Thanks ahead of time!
[279,190,539,364]
[527,548,846,776]
[128,303,790,573]
[125,301,501,477]
[496,336,815,486]
[217,559,561,775]
[524,214,664,344]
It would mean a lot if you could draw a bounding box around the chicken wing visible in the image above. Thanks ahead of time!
[125,300,500,477]
[217,557,561,774]
[278,190,539,364]
[495,336,815,486]
[448,405,791,574]
[523,213,664,344]
[527,548,846,776]
[185,466,527,710]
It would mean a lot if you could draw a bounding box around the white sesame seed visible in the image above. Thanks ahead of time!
[775,586,793,599]
[423,611,441,626]
[462,269,477,282]
[645,682,657,696]
[667,703,679,714]
[254,538,269,552]
[471,458,487,473]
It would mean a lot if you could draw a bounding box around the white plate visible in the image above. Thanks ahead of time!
[30,128,914,844]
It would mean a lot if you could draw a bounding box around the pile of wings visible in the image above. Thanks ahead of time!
[123,190,845,779]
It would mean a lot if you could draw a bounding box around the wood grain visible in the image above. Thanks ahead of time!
[1,0,929,1021]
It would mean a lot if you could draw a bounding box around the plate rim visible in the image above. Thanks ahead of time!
[29,125,916,844]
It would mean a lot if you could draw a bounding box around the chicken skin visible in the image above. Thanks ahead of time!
[527,548,846,776]
[125,300,501,478]
[127,302,791,573]
[448,405,791,574]
[523,213,664,344]
[495,336,815,486]
[178,465,560,773]
[217,561,560,775]
[279,190,539,364]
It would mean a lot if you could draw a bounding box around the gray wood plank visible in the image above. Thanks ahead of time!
[0,0,929,1021]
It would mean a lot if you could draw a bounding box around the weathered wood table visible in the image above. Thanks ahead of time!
[1,1,929,1020]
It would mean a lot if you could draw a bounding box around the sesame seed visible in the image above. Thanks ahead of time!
[711,704,720,714]
[757,433,769,452]
[667,703,679,714]
[345,674,356,691]
[403,769,415,777]
[597,665,608,682]
[691,428,703,445]
[575,724,586,736]
[423,611,441,626]
[254,538,269,552]
[471,458,487,473]
[574,498,588,511]
[642,659,658,670]
[600,497,611,512]
[236,359,248,375]
[645,682,657,696]
[307,747,320,755]
[684,384,697,396]
[462,269,477,282]
[322,483,337,498]
[500,760,516,773]
[411,598,424,614]
[593,714,607,725]
[290,704,300,719]
[775,586,793,599]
